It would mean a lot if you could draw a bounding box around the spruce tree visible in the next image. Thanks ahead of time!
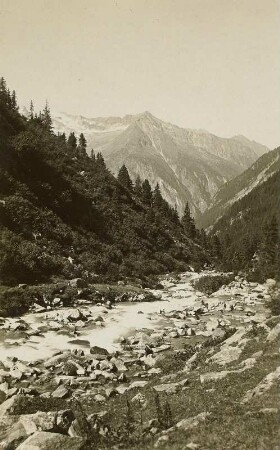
[96,152,106,169]
[182,202,196,239]
[134,175,142,197]
[41,101,52,132]
[29,100,34,119]
[77,133,87,156]
[67,132,77,150]
[152,183,163,210]
[117,165,133,191]
[11,90,18,111]
[142,179,152,205]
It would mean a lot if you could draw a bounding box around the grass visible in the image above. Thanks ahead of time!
[74,322,279,450]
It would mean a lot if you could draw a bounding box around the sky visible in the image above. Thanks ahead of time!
[0,0,279,148]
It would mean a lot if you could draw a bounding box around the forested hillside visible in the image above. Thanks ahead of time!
[210,170,279,281]
[198,148,280,229]
[0,79,209,286]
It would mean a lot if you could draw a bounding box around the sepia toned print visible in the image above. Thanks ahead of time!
[0,1,279,449]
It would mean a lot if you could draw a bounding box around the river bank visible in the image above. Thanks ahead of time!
[0,271,279,449]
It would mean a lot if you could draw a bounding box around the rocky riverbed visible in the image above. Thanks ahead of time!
[0,271,279,449]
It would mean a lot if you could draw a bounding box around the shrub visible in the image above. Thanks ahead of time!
[192,273,234,295]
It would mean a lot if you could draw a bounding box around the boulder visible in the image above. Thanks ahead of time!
[153,383,180,394]
[90,346,109,356]
[16,431,84,450]
[69,278,88,289]
[52,385,69,398]
[210,346,242,366]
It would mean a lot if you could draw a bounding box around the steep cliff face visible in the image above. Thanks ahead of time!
[52,111,269,216]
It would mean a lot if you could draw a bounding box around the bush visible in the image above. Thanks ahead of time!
[0,286,40,316]
[192,273,234,295]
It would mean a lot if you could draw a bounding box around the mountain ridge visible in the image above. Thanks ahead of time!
[50,110,270,217]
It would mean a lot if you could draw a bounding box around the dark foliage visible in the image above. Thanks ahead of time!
[0,78,208,285]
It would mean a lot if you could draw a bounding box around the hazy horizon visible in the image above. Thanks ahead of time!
[1,0,279,148]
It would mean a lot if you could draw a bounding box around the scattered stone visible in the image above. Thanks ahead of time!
[52,385,69,398]
[153,383,180,394]
[15,431,84,450]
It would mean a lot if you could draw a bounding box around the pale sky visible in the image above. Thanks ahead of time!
[0,0,279,148]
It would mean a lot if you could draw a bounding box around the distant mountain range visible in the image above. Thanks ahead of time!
[50,111,270,217]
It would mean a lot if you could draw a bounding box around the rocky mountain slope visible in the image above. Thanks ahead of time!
[52,111,270,217]
[198,148,280,230]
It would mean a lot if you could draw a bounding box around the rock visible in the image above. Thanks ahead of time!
[95,394,106,402]
[175,412,211,431]
[187,327,195,336]
[212,328,226,340]
[154,435,169,447]
[210,346,242,366]
[105,387,118,398]
[69,278,88,288]
[0,421,28,449]
[200,371,230,383]
[266,323,280,342]
[266,279,276,288]
[33,303,46,313]
[67,309,85,322]
[128,380,148,390]
[56,409,75,433]
[205,319,219,332]
[153,383,180,394]
[242,367,280,403]
[90,346,109,356]
[118,373,127,382]
[15,431,84,450]
[20,411,56,434]
[52,385,69,398]
[0,395,25,416]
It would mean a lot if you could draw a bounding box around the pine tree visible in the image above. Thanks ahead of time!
[29,100,34,120]
[41,101,52,132]
[96,152,106,169]
[134,175,142,197]
[182,202,197,239]
[117,165,133,191]
[142,179,152,205]
[78,133,87,156]
[11,90,18,111]
[90,149,95,160]
[152,183,164,210]
[67,132,77,150]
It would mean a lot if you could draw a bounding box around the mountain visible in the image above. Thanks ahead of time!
[198,148,280,230]
[206,148,280,280]
[1,82,208,286]
[52,112,270,217]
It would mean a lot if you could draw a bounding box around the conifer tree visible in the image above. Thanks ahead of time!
[29,100,34,119]
[96,152,106,169]
[41,101,52,132]
[90,149,95,160]
[134,175,142,197]
[182,202,196,238]
[152,183,163,210]
[142,179,152,205]
[117,164,133,191]
[11,90,18,111]
[78,133,87,156]
[67,132,77,150]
